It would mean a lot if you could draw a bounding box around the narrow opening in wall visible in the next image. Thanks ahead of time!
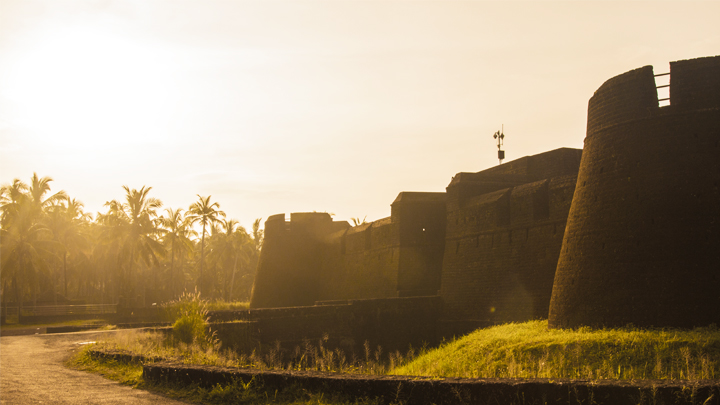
[654,65,670,107]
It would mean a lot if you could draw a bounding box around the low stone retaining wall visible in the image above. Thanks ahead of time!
[208,296,442,357]
[88,349,164,364]
[143,362,720,405]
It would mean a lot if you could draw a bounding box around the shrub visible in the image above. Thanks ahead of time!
[163,289,215,347]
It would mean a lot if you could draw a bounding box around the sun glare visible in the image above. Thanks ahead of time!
[3,21,179,149]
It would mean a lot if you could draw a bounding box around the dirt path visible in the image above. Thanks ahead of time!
[0,330,190,404]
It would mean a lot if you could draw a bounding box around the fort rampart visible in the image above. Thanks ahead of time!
[251,148,581,333]
[440,148,580,326]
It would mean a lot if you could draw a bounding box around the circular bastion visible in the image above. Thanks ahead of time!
[549,55,720,329]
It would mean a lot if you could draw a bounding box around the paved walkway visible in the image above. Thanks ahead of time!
[1,330,190,404]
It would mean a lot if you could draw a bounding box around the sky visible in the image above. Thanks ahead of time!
[1,0,719,229]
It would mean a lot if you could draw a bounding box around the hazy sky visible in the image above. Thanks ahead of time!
[1,0,718,229]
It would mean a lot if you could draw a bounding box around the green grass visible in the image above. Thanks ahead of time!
[206,300,251,312]
[66,293,391,403]
[155,291,397,374]
[66,342,386,405]
[81,320,720,381]
[67,320,720,404]
[66,343,145,386]
[391,320,720,380]
[84,329,398,374]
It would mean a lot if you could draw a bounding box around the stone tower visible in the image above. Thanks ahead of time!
[549,55,720,329]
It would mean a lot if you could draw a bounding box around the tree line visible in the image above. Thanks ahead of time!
[0,173,262,311]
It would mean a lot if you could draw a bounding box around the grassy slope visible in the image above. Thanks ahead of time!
[391,320,720,380]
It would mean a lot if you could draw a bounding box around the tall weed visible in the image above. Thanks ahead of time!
[163,289,217,348]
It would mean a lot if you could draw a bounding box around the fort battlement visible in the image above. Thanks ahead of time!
[587,55,720,137]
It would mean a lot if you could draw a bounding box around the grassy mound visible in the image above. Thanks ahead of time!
[391,320,720,380]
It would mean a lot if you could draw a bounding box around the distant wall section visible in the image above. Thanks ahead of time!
[319,217,399,301]
[250,213,350,308]
[250,193,447,309]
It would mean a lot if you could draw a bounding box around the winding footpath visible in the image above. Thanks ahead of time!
[1,330,188,404]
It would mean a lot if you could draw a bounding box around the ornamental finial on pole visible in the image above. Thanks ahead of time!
[493,125,505,164]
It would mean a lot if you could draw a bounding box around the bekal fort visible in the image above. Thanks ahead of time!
[3,55,720,405]
[219,55,720,353]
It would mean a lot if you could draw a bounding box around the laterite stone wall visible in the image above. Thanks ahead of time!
[549,55,720,329]
[251,148,582,327]
[322,217,400,301]
[441,149,581,325]
[213,296,442,356]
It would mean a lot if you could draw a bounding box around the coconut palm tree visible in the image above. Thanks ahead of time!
[97,186,164,307]
[46,196,91,300]
[27,173,67,215]
[252,218,264,253]
[0,179,28,226]
[0,174,64,319]
[206,219,254,301]
[89,217,121,305]
[158,208,196,299]
[187,195,225,294]
[0,209,55,320]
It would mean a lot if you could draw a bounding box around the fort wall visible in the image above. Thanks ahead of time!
[250,146,581,319]
[440,149,581,325]
[250,212,349,308]
[321,218,400,301]
[213,296,441,357]
[251,147,581,331]
[549,55,720,329]
[392,192,447,296]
